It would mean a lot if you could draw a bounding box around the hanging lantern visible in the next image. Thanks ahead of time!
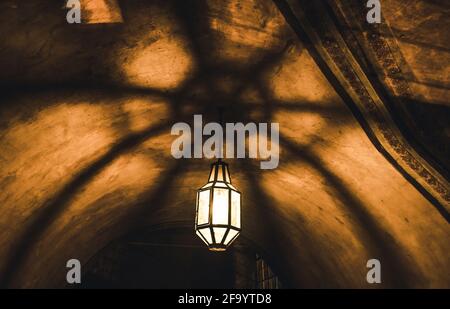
[195,159,242,251]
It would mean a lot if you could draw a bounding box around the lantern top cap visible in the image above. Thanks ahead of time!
[208,159,232,184]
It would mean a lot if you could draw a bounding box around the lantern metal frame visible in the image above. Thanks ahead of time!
[195,159,242,251]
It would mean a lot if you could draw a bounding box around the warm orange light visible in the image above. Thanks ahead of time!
[81,0,123,24]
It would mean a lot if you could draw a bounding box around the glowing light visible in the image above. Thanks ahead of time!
[195,160,241,251]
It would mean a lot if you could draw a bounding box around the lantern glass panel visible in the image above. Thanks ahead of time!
[216,165,224,181]
[224,229,239,245]
[196,230,207,245]
[231,190,241,228]
[198,228,213,244]
[225,167,230,183]
[212,188,229,225]
[215,182,227,188]
[197,189,210,225]
[213,227,227,244]
[209,165,216,182]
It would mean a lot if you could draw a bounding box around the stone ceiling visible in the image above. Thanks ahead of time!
[0,0,448,288]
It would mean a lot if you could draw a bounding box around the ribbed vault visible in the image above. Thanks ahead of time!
[0,0,448,288]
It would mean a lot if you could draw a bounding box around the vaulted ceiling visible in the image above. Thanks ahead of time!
[0,0,448,288]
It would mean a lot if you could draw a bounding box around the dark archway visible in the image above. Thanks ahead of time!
[79,226,282,289]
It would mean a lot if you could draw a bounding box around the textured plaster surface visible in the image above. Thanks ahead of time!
[0,0,448,288]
